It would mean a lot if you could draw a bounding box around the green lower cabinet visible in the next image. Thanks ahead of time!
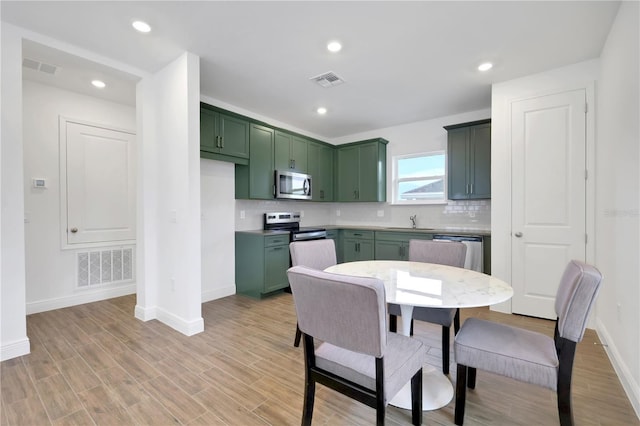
[374,232,434,260]
[235,232,290,298]
[341,230,374,262]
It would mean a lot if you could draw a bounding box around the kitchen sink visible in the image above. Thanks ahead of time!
[384,227,435,231]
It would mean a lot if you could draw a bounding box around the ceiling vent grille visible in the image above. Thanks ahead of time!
[22,58,59,75]
[309,71,345,88]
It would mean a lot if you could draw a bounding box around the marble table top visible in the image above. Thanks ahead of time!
[324,260,513,308]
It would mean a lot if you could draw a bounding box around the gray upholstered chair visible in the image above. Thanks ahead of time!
[454,260,603,426]
[287,265,425,426]
[388,239,467,374]
[289,239,337,347]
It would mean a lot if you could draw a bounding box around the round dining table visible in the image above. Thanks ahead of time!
[324,260,513,411]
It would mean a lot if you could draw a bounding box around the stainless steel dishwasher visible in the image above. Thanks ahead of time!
[433,234,484,272]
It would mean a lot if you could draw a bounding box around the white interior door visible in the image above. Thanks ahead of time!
[65,120,135,245]
[511,89,586,319]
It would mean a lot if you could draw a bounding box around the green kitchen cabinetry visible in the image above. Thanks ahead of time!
[342,229,374,262]
[336,138,388,202]
[235,123,275,199]
[445,119,491,200]
[307,141,335,201]
[275,131,308,173]
[483,235,491,275]
[235,232,290,298]
[374,231,434,260]
[200,104,250,164]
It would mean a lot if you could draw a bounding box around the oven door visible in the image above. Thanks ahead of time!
[275,170,312,200]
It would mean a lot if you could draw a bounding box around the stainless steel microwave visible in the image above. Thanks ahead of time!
[275,170,312,200]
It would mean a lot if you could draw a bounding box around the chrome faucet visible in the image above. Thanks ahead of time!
[410,215,417,229]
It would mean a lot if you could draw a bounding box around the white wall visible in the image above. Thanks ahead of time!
[22,80,137,313]
[595,0,639,416]
[200,159,236,301]
[135,52,204,336]
[1,23,30,361]
[491,59,598,315]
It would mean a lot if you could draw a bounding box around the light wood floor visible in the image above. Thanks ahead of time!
[1,293,638,425]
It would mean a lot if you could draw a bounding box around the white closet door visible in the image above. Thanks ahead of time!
[511,89,586,319]
[65,120,135,245]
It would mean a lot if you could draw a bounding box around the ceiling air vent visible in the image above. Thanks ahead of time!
[22,58,59,75]
[309,71,345,88]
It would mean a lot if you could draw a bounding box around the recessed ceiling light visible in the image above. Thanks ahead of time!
[91,80,106,89]
[132,20,151,33]
[478,62,493,72]
[317,107,327,115]
[327,41,342,53]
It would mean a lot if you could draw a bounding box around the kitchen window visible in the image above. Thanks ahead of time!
[392,151,446,204]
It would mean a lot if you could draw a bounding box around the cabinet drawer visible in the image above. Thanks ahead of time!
[264,235,290,248]
[342,229,374,240]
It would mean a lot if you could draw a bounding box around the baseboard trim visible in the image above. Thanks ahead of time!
[134,304,157,321]
[596,318,640,419]
[156,307,204,336]
[202,286,236,303]
[26,284,136,314]
[1,337,31,361]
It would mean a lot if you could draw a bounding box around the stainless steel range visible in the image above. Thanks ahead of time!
[263,212,326,241]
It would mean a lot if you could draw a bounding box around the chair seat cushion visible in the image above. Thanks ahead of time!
[454,318,559,390]
[388,303,456,327]
[316,332,426,403]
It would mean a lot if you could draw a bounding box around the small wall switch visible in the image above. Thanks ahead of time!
[336,210,341,217]
[240,210,246,219]
[170,210,177,223]
[32,178,47,188]
[300,211,304,218]
[377,210,384,217]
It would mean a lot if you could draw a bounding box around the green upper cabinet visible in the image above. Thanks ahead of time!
[336,138,388,202]
[236,123,275,199]
[200,104,250,164]
[445,119,491,200]
[307,141,335,201]
[275,131,308,173]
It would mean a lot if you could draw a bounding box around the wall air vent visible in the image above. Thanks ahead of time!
[309,71,345,88]
[22,57,59,75]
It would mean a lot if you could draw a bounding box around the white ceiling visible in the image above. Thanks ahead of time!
[2,1,620,139]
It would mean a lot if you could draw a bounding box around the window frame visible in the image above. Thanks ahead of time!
[392,151,447,205]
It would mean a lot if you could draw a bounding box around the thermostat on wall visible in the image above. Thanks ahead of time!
[32,178,47,188]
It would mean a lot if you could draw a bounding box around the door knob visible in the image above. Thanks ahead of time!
[514,232,523,238]
[70,227,78,233]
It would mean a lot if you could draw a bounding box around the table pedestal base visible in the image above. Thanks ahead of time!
[389,364,453,411]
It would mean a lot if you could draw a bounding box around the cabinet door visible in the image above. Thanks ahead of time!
[337,146,360,201]
[249,124,275,199]
[291,135,308,173]
[200,107,218,153]
[375,240,406,260]
[318,144,334,201]
[219,113,249,159]
[469,124,491,199]
[447,128,469,200]
[357,143,380,201]
[274,131,292,171]
[342,239,359,263]
[358,240,375,260]
[264,245,290,293]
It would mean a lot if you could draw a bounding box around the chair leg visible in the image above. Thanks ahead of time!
[302,378,315,426]
[455,364,467,425]
[389,314,398,333]
[411,368,423,425]
[410,319,414,336]
[453,308,461,334]
[442,326,450,374]
[467,367,476,389]
[557,339,577,426]
[294,323,302,347]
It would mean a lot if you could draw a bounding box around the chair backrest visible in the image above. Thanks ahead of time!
[287,265,387,357]
[408,239,467,268]
[554,260,603,343]
[289,239,337,270]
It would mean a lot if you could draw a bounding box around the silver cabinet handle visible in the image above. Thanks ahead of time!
[70,228,78,233]
[514,232,523,238]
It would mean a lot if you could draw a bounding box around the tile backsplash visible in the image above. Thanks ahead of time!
[235,199,490,231]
